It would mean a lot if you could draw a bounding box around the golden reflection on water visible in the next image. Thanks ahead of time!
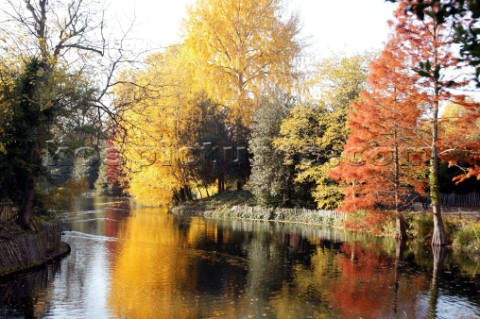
[2,198,479,318]
[107,207,474,319]
[108,209,245,318]
[109,208,191,319]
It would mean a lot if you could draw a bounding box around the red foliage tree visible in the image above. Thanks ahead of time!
[450,152,480,185]
[330,37,427,239]
[334,1,479,245]
[96,131,128,196]
[440,104,480,185]
[105,137,126,191]
[393,0,479,246]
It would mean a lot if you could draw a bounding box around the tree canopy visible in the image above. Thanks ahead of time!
[273,53,372,209]
[182,0,302,127]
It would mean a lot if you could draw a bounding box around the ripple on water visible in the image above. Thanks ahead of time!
[62,230,118,242]
[434,293,480,319]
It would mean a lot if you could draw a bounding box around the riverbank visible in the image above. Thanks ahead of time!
[172,190,480,257]
[172,190,345,228]
[0,220,70,279]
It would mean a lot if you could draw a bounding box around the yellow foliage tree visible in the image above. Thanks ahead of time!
[182,0,302,127]
[116,47,200,206]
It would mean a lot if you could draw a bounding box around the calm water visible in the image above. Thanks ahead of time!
[0,197,479,319]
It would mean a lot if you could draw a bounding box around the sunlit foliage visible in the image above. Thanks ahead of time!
[115,47,198,206]
[391,0,479,245]
[273,53,371,209]
[182,0,302,127]
[330,37,427,227]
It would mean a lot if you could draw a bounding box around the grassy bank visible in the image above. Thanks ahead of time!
[172,190,480,258]
[172,190,256,216]
[172,190,345,227]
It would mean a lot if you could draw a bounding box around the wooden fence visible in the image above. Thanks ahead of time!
[440,192,480,207]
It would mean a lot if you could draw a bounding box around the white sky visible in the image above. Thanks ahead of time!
[112,0,397,60]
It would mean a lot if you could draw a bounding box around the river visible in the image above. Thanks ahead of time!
[0,197,479,318]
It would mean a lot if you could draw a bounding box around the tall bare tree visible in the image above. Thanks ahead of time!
[0,0,137,228]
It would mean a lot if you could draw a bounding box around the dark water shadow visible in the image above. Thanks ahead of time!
[0,263,60,318]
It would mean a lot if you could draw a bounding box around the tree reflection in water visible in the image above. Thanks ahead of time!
[428,246,446,319]
[108,211,453,319]
[1,200,479,318]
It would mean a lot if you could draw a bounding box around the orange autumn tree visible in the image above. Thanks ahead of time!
[393,0,478,246]
[439,103,480,185]
[331,37,427,240]
[451,147,480,184]
[336,1,478,245]
[105,134,127,195]
[95,134,127,197]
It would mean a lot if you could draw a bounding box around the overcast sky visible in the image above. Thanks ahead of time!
[112,0,397,60]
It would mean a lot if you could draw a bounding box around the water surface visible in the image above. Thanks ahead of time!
[0,198,479,318]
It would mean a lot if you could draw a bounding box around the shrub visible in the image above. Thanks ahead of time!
[344,210,395,236]
[406,212,460,242]
[453,223,480,255]
[407,213,433,240]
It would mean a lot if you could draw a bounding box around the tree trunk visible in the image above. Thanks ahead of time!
[394,212,407,241]
[17,141,41,230]
[430,137,447,246]
[17,175,34,229]
[178,189,187,203]
[431,202,447,246]
[350,241,356,261]
[430,25,447,247]
[284,166,295,207]
[393,131,407,241]
[186,186,193,201]
[203,182,210,198]
[217,174,225,194]
[173,192,181,204]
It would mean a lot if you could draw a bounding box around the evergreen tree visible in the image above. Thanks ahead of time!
[0,58,53,227]
[247,93,294,207]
